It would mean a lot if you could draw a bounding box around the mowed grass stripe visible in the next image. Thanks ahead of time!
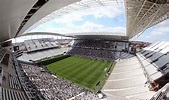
[81,62,110,88]
[93,62,113,83]
[82,61,108,83]
[52,60,98,89]
[47,56,77,70]
[48,56,82,68]
[65,59,96,79]
[84,62,113,89]
[49,58,98,87]
[48,57,85,72]
[90,62,112,84]
[94,62,115,92]
[94,62,112,77]
[79,61,108,79]
[75,62,99,84]
[68,60,99,80]
[56,57,91,74]
[76,61,103,82]
[53,56,76,65]
[50,58,94,81]
[53,59,87,73]
[48,57,98,87]
[65,60,103,88]
[46,56,115,92]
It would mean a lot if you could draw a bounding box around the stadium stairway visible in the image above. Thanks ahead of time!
[137,42,169,81]
[102,57,156,100]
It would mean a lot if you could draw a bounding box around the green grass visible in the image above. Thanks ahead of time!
[36,55,70,65]
[46,56,115,93]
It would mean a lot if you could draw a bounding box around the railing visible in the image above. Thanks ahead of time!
[13,55,45,100]
[136,53,151,83]
[150,83,169,100]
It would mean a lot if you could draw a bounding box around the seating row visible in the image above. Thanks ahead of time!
[18,47,70,61]
[137,42,169,93]
[2,88,27,100]
[8,74,21,90]
[24,38,60,52]
[13,56,42,100]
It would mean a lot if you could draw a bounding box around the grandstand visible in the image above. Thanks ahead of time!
[1,0,169,100]
[68,40,127,61]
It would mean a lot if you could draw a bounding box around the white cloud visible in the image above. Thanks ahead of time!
[50,5,124,24]
[150,19,169,36]
[78,21,103,31]
[150,27,169,36]
[157,19,169,27]
[135,32,169,43]
[135,35,153,42]
[80,5,125,19]
[53,13,83,24]
[30,5,126,36]
[76,22,126,34]
[33,21,126,35]
[135,19,169,43]
[79,22,125,33]
[136,34,169,43]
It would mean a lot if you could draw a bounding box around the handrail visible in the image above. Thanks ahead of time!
[136,53,151,83]
[150,83,169,100]
[13,55,45,100]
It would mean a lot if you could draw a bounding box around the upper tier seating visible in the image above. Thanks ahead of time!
[18,47,71,61]
[69,47,115,61]
[137,41,169,87]
[69,40,129,61]
[73,40,127,51]
[24,38,60,52]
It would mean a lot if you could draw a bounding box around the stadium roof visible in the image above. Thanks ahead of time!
[25,0,124,34]
[1,0,169,42]
[19,32,128,40]
[126,0,169,38]
[19,32,65,37]
[72,34,128,40]
[0,0,79,42]
[67,32,127,40]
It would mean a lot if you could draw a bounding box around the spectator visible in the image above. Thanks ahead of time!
[149,80,160,91]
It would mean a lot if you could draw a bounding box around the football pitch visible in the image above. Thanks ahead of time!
[46,56,115,93]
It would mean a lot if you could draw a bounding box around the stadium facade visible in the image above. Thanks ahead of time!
[1,0,169,100]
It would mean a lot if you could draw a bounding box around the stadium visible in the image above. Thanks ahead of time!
[1,0,169,100]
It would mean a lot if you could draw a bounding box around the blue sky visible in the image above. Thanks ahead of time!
[135,19,169,42]
[30,4,169,43]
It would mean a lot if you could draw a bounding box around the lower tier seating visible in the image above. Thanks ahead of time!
[2,88,27,100]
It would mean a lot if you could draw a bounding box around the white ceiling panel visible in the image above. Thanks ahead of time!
[0,0,37,42]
